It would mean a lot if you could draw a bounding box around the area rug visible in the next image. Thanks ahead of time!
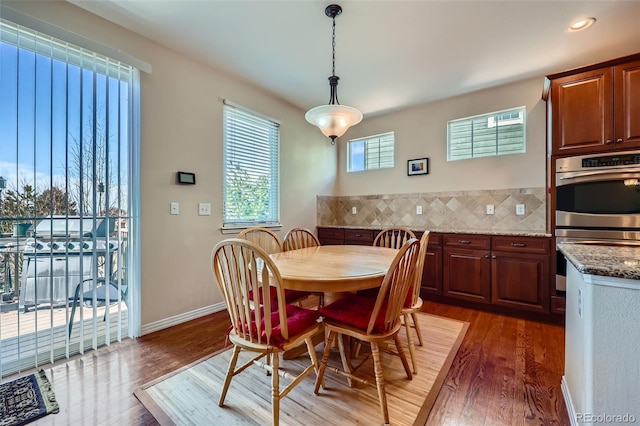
[0,370,59,426]
[134,312,468,426]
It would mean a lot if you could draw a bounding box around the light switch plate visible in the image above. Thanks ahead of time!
[516,204,525,215]
[170,202,179,215]
[198,202,211,216]
[486,204,495,215]
[351,206,357,215]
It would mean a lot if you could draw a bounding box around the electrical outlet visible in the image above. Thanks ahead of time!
[170,202,179,215]
[516,204,525,215]
[486,204,495,215]
[416,205,423,215]
[198,203,211,216]
[351,206,357,215]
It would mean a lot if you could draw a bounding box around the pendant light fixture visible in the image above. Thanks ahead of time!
[305,4,363,144]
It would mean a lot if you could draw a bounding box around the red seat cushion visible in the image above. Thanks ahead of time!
[233,305,319,349]
[319,294,389,334]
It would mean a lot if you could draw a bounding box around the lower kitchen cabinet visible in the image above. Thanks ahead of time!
[491,252,550,313]
[317,227,554,317]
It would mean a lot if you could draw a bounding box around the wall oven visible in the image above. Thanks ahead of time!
[555,150,640,291]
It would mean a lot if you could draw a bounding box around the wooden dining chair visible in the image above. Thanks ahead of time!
[314,238,421,425]
[283,228,323,307]
[403,231,430,374]
[283,227,321,251]
[373,226,416,249]
[237,227,309,307]
[211,238,322,426]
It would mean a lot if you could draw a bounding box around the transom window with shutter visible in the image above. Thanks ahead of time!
[222,101,279,227]
[447,106,526,161]
[348,131,395,172]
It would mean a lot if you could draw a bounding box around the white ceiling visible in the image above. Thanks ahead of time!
[69,0,640,117]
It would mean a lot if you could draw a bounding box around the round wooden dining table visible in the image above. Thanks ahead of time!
[269,245,398,293]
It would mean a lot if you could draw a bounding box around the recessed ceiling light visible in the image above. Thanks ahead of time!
[567,17,596,32]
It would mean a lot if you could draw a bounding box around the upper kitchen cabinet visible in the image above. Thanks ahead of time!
[545,54,640,156]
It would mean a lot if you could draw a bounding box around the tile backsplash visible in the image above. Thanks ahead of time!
[317,187,547,232]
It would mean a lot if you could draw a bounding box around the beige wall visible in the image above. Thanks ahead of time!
[335,76,547,196]
[8,1,337,327]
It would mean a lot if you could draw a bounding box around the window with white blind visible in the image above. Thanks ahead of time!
[447,106,526,161]
[222,101,279,227]
[348,131,395,172]
[0,16,140,379]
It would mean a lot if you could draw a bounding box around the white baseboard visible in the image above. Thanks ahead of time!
[140,302,227,335]
[561,376,577,426]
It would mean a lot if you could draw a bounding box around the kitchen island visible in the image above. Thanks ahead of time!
[558,243,640,425]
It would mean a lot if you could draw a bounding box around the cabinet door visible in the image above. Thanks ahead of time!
[551,68,614,155]
[420,245,442,296]
[491,252,549,313]
[615,59,640,149]
[317,227,344,245]
[443,248,491,303]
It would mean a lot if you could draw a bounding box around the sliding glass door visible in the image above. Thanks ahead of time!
[0,18,139,378]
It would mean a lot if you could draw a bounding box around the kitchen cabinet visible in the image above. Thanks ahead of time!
[415,232,442,296]
[491,236,550,313]
[344,229,374,245]
[443,234,551,313]
[442,234,491,303]
[317,227,344,245]
[547,54,640,156]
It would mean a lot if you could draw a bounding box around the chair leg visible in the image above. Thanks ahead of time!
[394,334,413,380]
[370,342,390,425]
[404,312,418,374]
[411,311,424,346]
[271,352,280,426]
[314,331,336,394]
[219,345,241,406]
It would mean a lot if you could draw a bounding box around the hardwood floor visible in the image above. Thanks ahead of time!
[19,300,569,425]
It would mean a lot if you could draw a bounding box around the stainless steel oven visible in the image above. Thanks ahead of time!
[555,150,640,290]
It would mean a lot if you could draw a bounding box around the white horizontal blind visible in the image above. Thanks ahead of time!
[348,131,395,172]
[222,101,280,226]
[448,106,526,161]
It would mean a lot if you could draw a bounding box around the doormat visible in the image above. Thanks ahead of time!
[0,370,59,426]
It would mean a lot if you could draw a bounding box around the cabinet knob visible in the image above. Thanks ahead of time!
[511,243,526,247]
[491,255,497,259]
[606,139,613,144]
[484,254,490,258]
[617,138,623,143]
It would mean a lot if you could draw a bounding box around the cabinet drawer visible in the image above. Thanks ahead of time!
[415,231,442,247]
[317,227,344,241]
[443,234,490,250]
[345,229,374,244]
[491,236,550,254]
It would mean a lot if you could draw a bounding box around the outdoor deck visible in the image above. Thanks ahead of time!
[0,301,128,376]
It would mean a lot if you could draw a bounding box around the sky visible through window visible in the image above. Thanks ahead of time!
[0,34,130,217]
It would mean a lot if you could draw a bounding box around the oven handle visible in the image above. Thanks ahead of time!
[557,168,640,184]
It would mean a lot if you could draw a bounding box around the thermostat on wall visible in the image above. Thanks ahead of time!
[177,171,196,185]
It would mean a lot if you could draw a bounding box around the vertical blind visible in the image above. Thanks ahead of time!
[348,131,395,172]
[0,18,136,378]
[222,101,280,226]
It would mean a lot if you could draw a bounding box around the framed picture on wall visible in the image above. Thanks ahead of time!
[407,158,429,176]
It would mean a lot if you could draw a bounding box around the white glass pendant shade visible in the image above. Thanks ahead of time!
[305,104,363,139]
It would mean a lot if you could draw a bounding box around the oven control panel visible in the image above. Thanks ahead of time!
[582,153,640,168]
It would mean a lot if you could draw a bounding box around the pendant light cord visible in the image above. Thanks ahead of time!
[332,16,336,77]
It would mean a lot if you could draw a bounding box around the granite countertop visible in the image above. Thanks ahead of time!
[558,243,640,280]
[318,225,551,238]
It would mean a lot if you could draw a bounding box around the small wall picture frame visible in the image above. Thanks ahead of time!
[407,158,429,176]
[177,171,196,185]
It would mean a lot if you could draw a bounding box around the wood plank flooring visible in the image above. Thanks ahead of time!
[12,300,570,425]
